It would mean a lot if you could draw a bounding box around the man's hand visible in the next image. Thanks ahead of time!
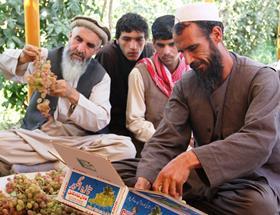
[19,44,41,65]
[135,177,151,190]
[153,151,200,199]
[50,80,79,104]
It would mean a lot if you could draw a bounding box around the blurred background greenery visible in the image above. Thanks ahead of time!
[0,0,279,129]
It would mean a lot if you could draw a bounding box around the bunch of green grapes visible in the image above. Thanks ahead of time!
[0,171,86,215]
[34,170,65,195]
[27,56,57,117]
[0,191,18,215]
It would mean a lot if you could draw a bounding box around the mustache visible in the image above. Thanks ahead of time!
[70,51,85,60]
[190,60,207,72]
[190,62,201,71]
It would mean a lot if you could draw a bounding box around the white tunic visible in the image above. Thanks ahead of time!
[0,48,111,132]
[0,49,136,166]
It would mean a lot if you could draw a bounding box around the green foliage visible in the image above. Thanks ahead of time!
[0,0,27,119]
[111,0,179,36]
[39,0,101,49]
[0,75,27,114]
[0,88,22,130]
[0,0,25,52]
[0,0,279,118]
[219,0,279,63]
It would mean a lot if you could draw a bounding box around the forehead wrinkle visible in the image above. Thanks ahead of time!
[72,27,102,45]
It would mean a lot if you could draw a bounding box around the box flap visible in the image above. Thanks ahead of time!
[53,143,125,187]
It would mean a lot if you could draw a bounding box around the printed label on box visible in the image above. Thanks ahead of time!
[63,171,121,215]
[120,191,179,215]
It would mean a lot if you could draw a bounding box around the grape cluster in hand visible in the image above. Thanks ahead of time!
[27,57,57,117]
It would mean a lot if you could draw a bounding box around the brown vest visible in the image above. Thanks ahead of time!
[136,63,168,129]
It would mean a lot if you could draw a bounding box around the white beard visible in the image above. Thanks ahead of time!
[61,46,89,82]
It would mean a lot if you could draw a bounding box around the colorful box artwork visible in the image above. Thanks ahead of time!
[53,144,205,215]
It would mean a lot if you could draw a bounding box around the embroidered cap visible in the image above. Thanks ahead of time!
[70,16,111,45]
[175,2,221,23]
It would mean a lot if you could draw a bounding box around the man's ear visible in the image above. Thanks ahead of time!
[95,41,102,53]
[210,26,223,43]
[94,47,101,54]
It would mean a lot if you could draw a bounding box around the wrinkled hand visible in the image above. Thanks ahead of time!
[153,151,200,199]
[19,44,41,64]
[49,80,79,104]
[135,177,151,190]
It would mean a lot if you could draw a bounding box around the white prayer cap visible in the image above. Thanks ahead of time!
[175,2,221,23]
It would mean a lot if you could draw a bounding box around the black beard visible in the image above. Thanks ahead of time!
[192,40,223,94]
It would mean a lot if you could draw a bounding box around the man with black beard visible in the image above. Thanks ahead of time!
[113,2,280,214]
[192,39,223,94]
[0,16,136,176]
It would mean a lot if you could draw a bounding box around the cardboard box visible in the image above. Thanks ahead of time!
[53,144,205,215]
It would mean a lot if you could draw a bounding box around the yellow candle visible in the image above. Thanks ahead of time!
[24,0,40,47]
[24,0,40,101]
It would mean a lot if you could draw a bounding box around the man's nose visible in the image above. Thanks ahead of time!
[77,42,87,53]
[163,45,171,55]
[129,40,138,49]
[184,51,194,65]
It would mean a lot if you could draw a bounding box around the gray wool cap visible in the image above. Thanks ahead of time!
[70,16,111,45]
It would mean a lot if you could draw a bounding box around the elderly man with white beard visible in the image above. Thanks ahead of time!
[0,16,136,176]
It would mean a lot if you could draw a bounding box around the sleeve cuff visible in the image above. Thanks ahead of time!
[192,146,225,187]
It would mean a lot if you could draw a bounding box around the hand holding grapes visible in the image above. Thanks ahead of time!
[19,44,41,65]
[49,80,80,105]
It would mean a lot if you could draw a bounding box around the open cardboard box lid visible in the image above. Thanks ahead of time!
[53,143,125,187]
